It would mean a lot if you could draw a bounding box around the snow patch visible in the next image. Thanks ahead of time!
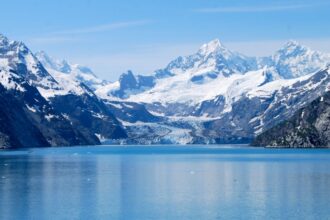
[26,105,37,112]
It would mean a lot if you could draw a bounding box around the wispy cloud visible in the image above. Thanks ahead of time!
[194,4,318,13]
[51,20,152,35]
[28,36,79,44]
[27,20,153,45]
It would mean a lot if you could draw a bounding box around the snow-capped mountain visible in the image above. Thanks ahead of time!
[35,51,108,91]
[96,70,156,99]
[0,35,95,99]
[0,34,60,92]
[0,34,126,148]
[32,51,127,143]
[0,34,98,148]
[1,33,330,147]
[159,39,258,78]
[98,39,330,104]
[95,39,259,100]
[98,40,329,113]
[94,39,330,144]
[261,40,330,79]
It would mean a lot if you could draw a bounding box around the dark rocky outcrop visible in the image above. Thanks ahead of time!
[111,71,156,99]
[252,91,330,148]
[50,91,127,141]
[0,81,97,149]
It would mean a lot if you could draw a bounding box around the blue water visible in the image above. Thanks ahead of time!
[1,145,330,220]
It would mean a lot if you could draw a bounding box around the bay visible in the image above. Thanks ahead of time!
[0,145,330,220]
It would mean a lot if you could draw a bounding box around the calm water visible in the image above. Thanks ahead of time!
[1,145,330,220]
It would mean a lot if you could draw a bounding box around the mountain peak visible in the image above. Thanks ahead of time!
[206,38,223,47]
[36,50,48,58]
[273,40,310,60]
[35,50,52,63]
[270,40,330,79]
[0,33,8,40]
[198,39,227,55]
[286,40,300,46]
[280,40,307,53]
[0,34,29,53]
[0,33,10,46]
[35,51,72,74]
[120,70,135,80]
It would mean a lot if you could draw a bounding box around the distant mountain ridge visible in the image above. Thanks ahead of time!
[96,39,330,102]
[35,51,108,91]
[92,39,330,145]
[1,33,330,147]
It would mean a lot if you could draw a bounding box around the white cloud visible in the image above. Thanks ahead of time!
[27,36,80,44]
[195,4,319,13]
[27,20,153,45]
[51,20,152,35]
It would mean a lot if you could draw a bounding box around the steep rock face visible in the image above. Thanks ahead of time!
[0,75,95,149]
[0,84,49,148]
[96,70,156,99]
[0,35,60,91]
[0,34,126,148]
[111,71,155,98]
[252,91,330,147]
[35,51,129,141]
[105,100,161,123]
[50,92,127,141]
[204,68,330,141]
[0,34,100,148]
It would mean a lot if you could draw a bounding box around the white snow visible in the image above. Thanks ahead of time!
[95,133,106,142]
[0,58,8,67]
[96,39,330,110]
[301,110,305,118]
[271,40,330,78]
[45,114,55,121]
[62,114,70,120]
[95,81,120,100]
[108,102,123,109]
[37,68,94,99]
[35,51,107,90]
[92,112,105,119]
[0,69,26,92]
[26,104,37,112]
[125,68,277,107]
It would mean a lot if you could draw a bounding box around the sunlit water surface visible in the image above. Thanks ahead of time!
[1,145,330,220]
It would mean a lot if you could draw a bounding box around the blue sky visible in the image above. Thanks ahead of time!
[1,0,330,80]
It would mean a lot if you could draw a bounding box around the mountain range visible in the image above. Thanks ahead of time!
[0,33,329,148]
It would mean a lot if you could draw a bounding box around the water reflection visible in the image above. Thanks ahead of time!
[0,148,330,219]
